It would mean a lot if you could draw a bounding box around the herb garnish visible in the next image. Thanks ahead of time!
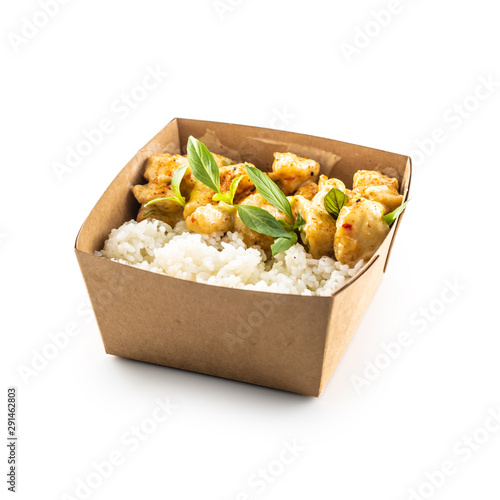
[383,200,409,226]
[236,164,305,255]
[141,209,156,218]
[324,188,349,219]
[244,164,293,222]
[271,232,298,255]
[144,163,189,208]
[187,136,242,205]
[293,211,306,232]
[212,176,243,205]
[237,205,291,238]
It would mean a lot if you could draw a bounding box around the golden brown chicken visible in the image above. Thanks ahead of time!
[136,196,184,226]
[291,195,336,259]
[140,154,189,186]
[132,156,184,225]
[352,170,403,215]
[288,175,346,258]
[132,155,187,223]
[313,175,347,207]
[185,203,235,234]
[270,152,320,194]
[183,180,215,218]
[294,181,319,200]
[334,198,390,266]
[220,163,254,198]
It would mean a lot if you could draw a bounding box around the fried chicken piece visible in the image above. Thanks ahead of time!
[334,198,390,266]
[137,204,184,227]
[133,155,189,224]
[132,156,187,224]
[185,203,235,234]
[270,152,320,194]
[352,170,403,215]
[183,180,215,218]
[141,154,188,184]
[287,175,346,258]
[220,163,254,202]
[133,155,189,204]
[291,195,336,259]
[294,181,319,201]
[352,170,398,191]
[312,175,347,207]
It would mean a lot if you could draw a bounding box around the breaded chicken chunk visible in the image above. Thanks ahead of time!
[185,203,235,234]
[352,170,403,214]
[334,198,390,266]
[293,181,318,201]
[270,152,320,194]
[291,195,336,259]
[313,175,347,207]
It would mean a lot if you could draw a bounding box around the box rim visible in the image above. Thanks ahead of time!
[383,157,412,272]
[175,117,412,161]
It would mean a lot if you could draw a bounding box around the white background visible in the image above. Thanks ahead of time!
[2,1,499,499]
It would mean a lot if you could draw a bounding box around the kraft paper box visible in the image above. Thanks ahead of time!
[75,118,411,397]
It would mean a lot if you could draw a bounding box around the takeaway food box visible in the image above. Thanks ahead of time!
[75,118,411,396]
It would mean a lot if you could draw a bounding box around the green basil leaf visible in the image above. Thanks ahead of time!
[278,219,293,230]
[144,164,188,208]
[187,136,221,194]
[169,164,188,201]
[227,175,243,204]
[144,199,160,208]
[271,233,298,256]
[236,205,291,238]
[144,195,183,208]
[213,175,243,205]
[212,193,227,203]
[293,211,306,231]
[324,187,349,219]
[244,164,293,221]
[383,200,409,226]
[171,194,185,206]
[216,201,237,213]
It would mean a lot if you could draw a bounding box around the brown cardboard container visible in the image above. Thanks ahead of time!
[75,118,411,397]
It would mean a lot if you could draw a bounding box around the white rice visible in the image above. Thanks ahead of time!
[96,219,365,296]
